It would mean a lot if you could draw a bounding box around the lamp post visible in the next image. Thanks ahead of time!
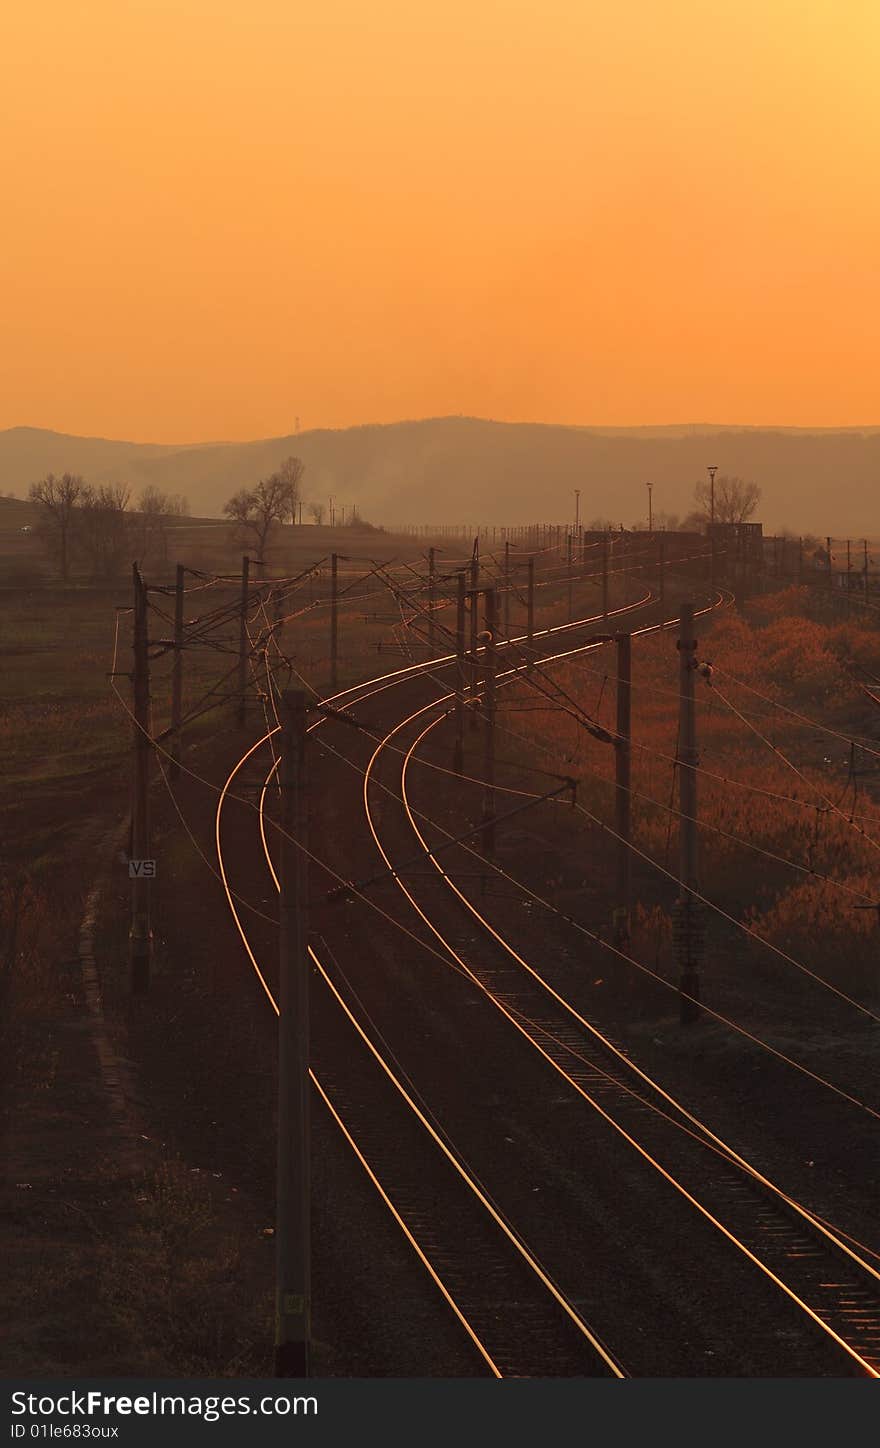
[646,481,654,533]
[707,466,717,530]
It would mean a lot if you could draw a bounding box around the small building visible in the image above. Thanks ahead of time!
[707,521,764,565]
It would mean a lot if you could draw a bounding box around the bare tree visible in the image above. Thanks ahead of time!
[223,457,304,568]
[136,485,190,565]
[276,455,305,503]
[693,474,761,526]
[308,501,326,526]
[76,483,133,578]
[28,472,86,580]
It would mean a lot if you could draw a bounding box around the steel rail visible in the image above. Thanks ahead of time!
[353,602,880,1377]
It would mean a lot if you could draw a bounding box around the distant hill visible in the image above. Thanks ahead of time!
[2,418,879,536]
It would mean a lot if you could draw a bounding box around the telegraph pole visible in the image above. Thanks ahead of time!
[826,536,833,593]
[602,535,609,620]
[273,572,285,646]
[170,562,184,781]
[481,588,497,856]
[567,534,574,622]
[427,547,436,656]
[130,564,153,993]
[237,555,250,725]
[330,553,339,690]
[275,690,311,1377]
[503,540,511,639]
[613,632,632,950]
[658,533,666,614]
[469,552,479,657]
[865,539,870,606]
[675,602,703,1023]
[526,556,535,670]
[454,571,466,775]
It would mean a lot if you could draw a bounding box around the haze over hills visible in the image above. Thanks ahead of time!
[2,419,879,536]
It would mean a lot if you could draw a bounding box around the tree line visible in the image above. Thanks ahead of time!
[27,454,382,580]
[588,474,762,533]
[28,475,190,580]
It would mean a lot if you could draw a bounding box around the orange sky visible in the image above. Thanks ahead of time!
[1,1,878,442]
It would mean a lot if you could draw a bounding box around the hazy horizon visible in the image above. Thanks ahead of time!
[5,415,880,451]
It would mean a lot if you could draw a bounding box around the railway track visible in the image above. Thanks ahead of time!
[343,624,880,1376]
[217,584,654,1376]
[220,556,880,1376]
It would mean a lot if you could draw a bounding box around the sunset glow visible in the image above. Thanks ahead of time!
[2,0,878,441]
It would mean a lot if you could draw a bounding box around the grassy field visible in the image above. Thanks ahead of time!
[503,584,880,1002]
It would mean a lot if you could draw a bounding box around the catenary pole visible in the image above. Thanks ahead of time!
[613,632,632,950]
[454,571,466,775]
[170,562,184,781]
[130,563,153,993]
[237,554,250,725]
[330,553,339,690]
[676,602,702,1023]
[275,689,311,1377]
[481,588,497,856]
[527,556,535,671]
[427,546,436,656]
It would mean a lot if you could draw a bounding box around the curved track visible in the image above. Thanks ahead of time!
[219,565,880,1376]
[217,586,652,1376]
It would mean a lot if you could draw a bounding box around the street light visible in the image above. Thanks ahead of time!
[646,481,654,533]
[707,466,718,530]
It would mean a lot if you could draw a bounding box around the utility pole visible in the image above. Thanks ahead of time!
[658,533,666,614]
[675,602,703,1023]
[237,555,250,725]
[468,552,479,726]
[846,539,852,614]
[330,553,339,690]
[613,632,631,950]
[503,540,511,639]
[170,562,184,781]
[481,589,497,856]
[454,571,466,775]
[602,535,609,620]
[707,466,718,593]
[527,556,535,671]
[826,536,833,593]
[574,488,581,533]
[567,534,574,622]
[865,539,870,606]
[275,690,310,1377]
[707,465,717,529]
[646,481,653,533]
[274,575,285,647]
[427,547,436,656]
[130,564,153,994]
